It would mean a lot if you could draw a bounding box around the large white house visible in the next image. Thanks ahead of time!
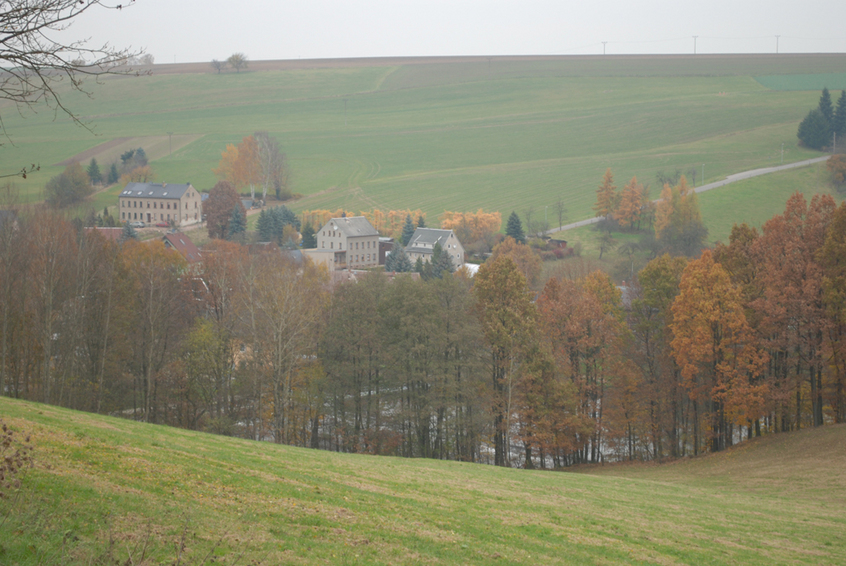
[316,216,380,270]
[405,228,465,268]
[118,182,202,227]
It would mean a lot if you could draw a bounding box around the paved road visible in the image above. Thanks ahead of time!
[545,156,830,235]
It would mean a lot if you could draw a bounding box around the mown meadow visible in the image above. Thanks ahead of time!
[1,54,844,231]
[1,397,844,565]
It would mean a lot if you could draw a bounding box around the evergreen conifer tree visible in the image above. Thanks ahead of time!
[121,222,138,241]
[417,215,426,228]
[227,204,246,240]
[257,209,273,241]
[414,256,424,273]
[797,108,831,150]
[401,214,416,246]
[87,158,102,185]
[833,90,846,139]
[505,211,526,244]
[108,163,119,184]
[819,87,834,123]
[431,242,454,278]
[386,241,413,272]
[301,222,316,248]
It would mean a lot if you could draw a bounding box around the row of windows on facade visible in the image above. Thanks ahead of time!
[335,253,374,263]
[122,200,197,210]
[121,211,199,221]
[321,240,374,250]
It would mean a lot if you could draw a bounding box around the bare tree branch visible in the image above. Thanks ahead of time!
[0,0,146,146]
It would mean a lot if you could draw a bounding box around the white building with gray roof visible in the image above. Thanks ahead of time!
[316,216,380,270]
[405,228,464,269]
[118,182,202,227]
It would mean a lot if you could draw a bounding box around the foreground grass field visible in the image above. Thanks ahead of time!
[0,54,843,230]
[1,397,843,565]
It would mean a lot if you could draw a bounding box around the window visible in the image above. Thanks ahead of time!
[356,242,359,250]
[154,202,157,209]
[167,203,170,209]
[147,202,150,208]
[121,212,125,219]
[330,242,333,249]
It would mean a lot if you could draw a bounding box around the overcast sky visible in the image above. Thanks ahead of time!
[65,0,846,64]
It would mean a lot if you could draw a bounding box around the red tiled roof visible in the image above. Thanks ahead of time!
[162,232,202,263]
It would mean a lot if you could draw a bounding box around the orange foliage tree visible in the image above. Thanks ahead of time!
[592,168,617,220]
[213,135,261,196]
[489,236,542,289]
[440,209,502,243]
[671,250,768,453]
[615,176,644,231]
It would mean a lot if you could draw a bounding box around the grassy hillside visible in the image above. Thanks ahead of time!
[0,54,842,232]
[1,397,844,565]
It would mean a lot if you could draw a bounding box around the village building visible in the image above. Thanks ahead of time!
[315,216,379,270]
[162,232,202,265]
[405,228,465,269]
[118,182,202,227]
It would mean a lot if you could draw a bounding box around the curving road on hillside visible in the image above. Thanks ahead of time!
[546,155,830,235]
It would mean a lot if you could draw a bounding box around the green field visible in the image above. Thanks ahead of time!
[0,54,842,231]
[0,397,843,565]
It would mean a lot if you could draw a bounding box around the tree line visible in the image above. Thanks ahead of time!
[1,193,844,467]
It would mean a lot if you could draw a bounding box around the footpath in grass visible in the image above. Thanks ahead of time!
[1,397,844,565]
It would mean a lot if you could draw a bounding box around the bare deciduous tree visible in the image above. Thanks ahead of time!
[210,59,226,74]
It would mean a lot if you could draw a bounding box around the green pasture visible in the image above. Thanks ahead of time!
[754,73,846,91]
[1,397,844,565]
[1,55,843,229]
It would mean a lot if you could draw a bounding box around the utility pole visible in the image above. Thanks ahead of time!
[781,143,784,164]
[693,36,698,55]
[167,132,173,155]
[775,35,780,54]
[602,42,607,55]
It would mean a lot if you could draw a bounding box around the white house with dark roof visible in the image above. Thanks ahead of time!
[405,228,464,268]
[316,216,379,270]
[118,182,202,227]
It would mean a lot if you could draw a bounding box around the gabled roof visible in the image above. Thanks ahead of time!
[322,216,378,237]
[406,228,455,254]
[162,232,202,263]
[120,182,193,199]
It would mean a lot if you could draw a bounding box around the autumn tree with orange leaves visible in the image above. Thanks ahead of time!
[440,209,502,244]
[671,250,768,453]
[592,168,617,223]
[213,135,261,197]
[615,176,644,231]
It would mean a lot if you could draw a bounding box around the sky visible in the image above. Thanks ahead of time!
[62,0,846,64]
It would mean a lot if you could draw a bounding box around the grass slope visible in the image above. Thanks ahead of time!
[1,397,844,565]
[0,55,842,234]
